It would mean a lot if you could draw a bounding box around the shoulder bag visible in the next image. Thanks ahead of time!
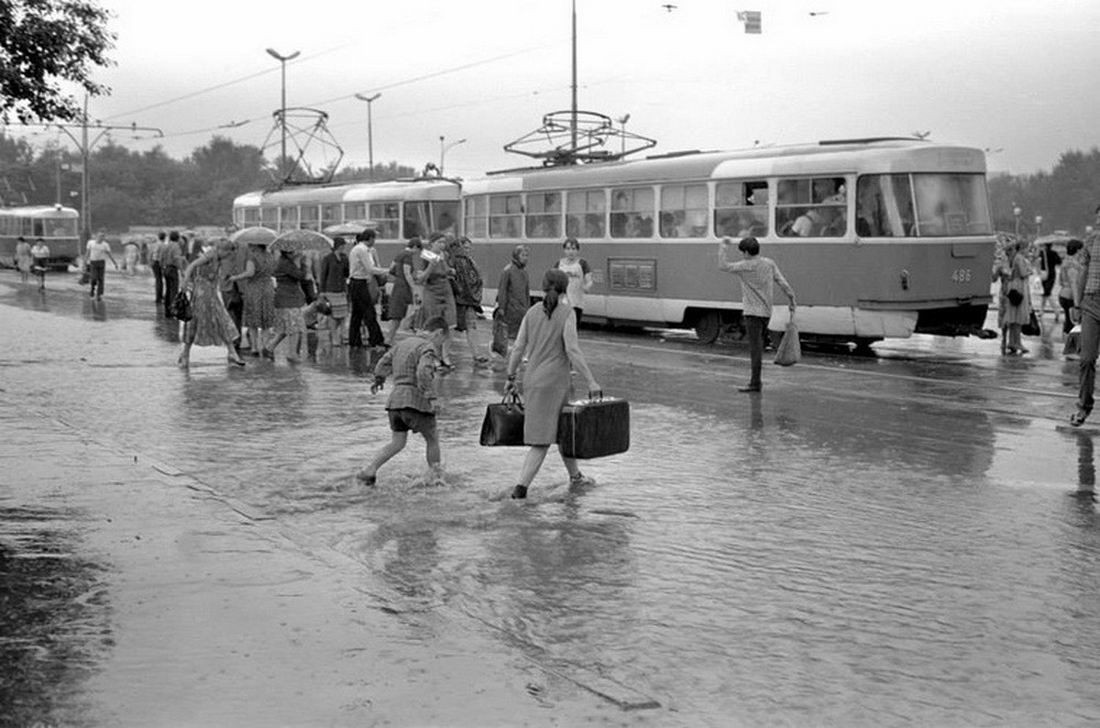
[479,391,525,446]
[173,290,193,322]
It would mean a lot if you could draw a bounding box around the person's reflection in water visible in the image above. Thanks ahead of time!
[371,523,441,612]
[1075,432,1095,502]
[81,297,107,322]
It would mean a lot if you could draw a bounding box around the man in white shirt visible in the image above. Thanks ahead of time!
[85,231,119,300]
[347,229,387,348]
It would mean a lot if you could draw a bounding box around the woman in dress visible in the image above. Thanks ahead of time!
[30,238,50,290]
[995,238,1033,355]
[415,233,457,367]
[229,243,276,355]
[15,236,32,285]
[553,237,593,327]
[1058,238,1084,335]
[177,240,245,368]
[385,235,423,344]
[448,235,489,364]
[318,236,350,345]
[265,250,308,362]
[503,268,601,500]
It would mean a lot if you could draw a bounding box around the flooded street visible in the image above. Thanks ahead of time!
[3,269,1100,726]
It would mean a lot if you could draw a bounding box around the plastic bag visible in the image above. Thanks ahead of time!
[774,320,801,366]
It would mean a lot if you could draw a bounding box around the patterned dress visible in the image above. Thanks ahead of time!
[186,258,240,346]
[241,251,277,329]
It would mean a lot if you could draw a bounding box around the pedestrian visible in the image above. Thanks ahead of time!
[1070,205,1100,427]
[553,237,593,327]
[229,243,277,354]
[347,228,387,349]
[1038,240,1062,320]
[159,231,186,317]
[263,250,307,362]
[1058,238,1084,335]
[717,236,797,392]
[385,235,424,344]
[85,231,119,300]
[503,269,602,500]
[123,239,140,276]
[494,244,530,357]
[318,236,351,347]
[15,235,32,285]
[177,240,245,369]
[356,316,449,486]
[219,238,247,351]
[415,232,458,368]
[148,231,167,304]
[30,238,50,290]
[995,238,1032,356]
[448,235,490,364]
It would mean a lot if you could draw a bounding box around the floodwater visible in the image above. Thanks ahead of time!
[3,270,1100,726]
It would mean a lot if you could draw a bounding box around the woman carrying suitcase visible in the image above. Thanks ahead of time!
[503,268,601,500]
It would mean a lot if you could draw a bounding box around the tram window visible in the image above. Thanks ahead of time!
[344,203,366,222]
[261,207,278,229]
[777,176,847,237]
[856,175,915,237]
[432,202,459,236]
[489,194,522,238]
[243,208,260,225]
[566,190,606,239]
[404,202,431,239]
[525,192,562,238]
[715,180,769,238]
[370,202,401,239]
[464,195,488,239]
[321,204,340,229]
[610,187,654,238]
[659,184,707,238]
[300,205,320,231]
[911,174,993,237]
[280,206,299,232]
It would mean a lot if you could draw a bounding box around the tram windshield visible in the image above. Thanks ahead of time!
[403,201,460,239]
[856,173,992,238]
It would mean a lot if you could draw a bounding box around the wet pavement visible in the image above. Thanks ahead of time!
[2,269,1100,727]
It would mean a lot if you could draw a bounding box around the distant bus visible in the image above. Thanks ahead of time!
[231,178,461,261]
[0,205,81,270]
[462,138,996,346]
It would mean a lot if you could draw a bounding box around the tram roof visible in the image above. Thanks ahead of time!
[0,204,79,217]
[233,178,461,207]
[465,139,986,193]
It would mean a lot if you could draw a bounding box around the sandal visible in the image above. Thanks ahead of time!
[1071,410,1089,427]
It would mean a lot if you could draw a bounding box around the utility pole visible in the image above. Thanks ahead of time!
[266,48,301,178]
[355,92,381,180]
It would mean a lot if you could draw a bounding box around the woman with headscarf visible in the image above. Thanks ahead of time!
[494,244,530,357]
[448,235,490,364]
[503,268,601,500]
[415,232,457,368]
[995,237,1033,355]
[177,239,245,369]
[228,243,277,355]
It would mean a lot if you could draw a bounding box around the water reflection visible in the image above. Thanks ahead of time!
[81,297,107,322]
[1075,432,1095,500]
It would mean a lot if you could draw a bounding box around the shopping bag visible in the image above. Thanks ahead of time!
[172,290,193,322]
[558,395,630,459]
[1064,324,1081,357]
[773,320,801,366]
[491,308,509,357]
[479,391,525,446]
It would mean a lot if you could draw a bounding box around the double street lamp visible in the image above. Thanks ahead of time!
[355,92,382,180]
[266,47,300,174]
[439,135,466,176]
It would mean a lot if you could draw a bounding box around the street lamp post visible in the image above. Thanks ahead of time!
[266,47,301,177]
[439,136,466,176]
[355,93,381,180]
[1034,215,1043,238]
[1013,204,1022,237]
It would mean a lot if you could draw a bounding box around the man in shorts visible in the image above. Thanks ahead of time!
[356,316,448,485]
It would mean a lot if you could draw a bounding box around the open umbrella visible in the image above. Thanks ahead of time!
[230,226,278,247]
[322,220,381,237]
[1034,233,1074,247]
[270,229,335,253]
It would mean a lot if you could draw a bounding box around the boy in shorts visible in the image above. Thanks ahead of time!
[357,316,448,485]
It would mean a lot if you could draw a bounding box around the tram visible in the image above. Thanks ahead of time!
[232,138,996,345]
[0,205,81,270]
[463,138,995,345]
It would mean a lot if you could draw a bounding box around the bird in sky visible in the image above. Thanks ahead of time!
[809,11,830,16]
[661,3,677,12]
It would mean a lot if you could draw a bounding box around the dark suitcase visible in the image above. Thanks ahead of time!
[557,396,630,459]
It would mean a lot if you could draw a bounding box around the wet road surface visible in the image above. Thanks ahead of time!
[2,269,1099,727]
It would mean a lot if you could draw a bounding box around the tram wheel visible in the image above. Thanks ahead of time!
[693,311,724,344]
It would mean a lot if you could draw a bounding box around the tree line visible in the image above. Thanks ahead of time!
[2,131,1099,237]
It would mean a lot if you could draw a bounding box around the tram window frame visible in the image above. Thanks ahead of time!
[610,186,655,239]
[715,180,770,238]
[300,205,320,231]
[565,189,607,239]
[343,203,366,223]
[855,174,915,237]
[659,183,708,239]
[369,202,401,239]
[488,194,523,239]
[464,195,488,239]
[403,202,432,240]
[525,191,562,239]
[911,173,993,237]
[432,201,460,236]
[279,206,299,232]
[321,204,340,230]
[261,207,278,229]
[243,208,260,226]
[776,176,847,238]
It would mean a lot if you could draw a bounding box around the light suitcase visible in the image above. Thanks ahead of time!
[557,396,630,459]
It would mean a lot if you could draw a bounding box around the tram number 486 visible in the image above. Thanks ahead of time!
[951,268,973,283]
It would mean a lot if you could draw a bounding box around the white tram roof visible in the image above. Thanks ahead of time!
[0,204,79,218]
[463,139,987,194]
[233,178,461,208]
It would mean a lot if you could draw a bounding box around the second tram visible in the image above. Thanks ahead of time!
[0,205,81,270]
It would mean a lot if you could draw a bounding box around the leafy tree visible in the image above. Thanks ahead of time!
[0,0,115,123]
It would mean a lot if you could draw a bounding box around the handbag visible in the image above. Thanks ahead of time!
[173,290,193,322]
[1021,310,1041,337]
[78,266,90,285]
[479,391,525,446]
[1006,287,1024,307]
[774,319,801,366]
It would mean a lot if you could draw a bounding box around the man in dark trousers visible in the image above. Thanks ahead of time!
[159,231,185,317]
[347,228,386,348]
[1070,204,1100,426]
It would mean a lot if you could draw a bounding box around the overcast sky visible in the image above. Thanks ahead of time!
[15,0,1100,179]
